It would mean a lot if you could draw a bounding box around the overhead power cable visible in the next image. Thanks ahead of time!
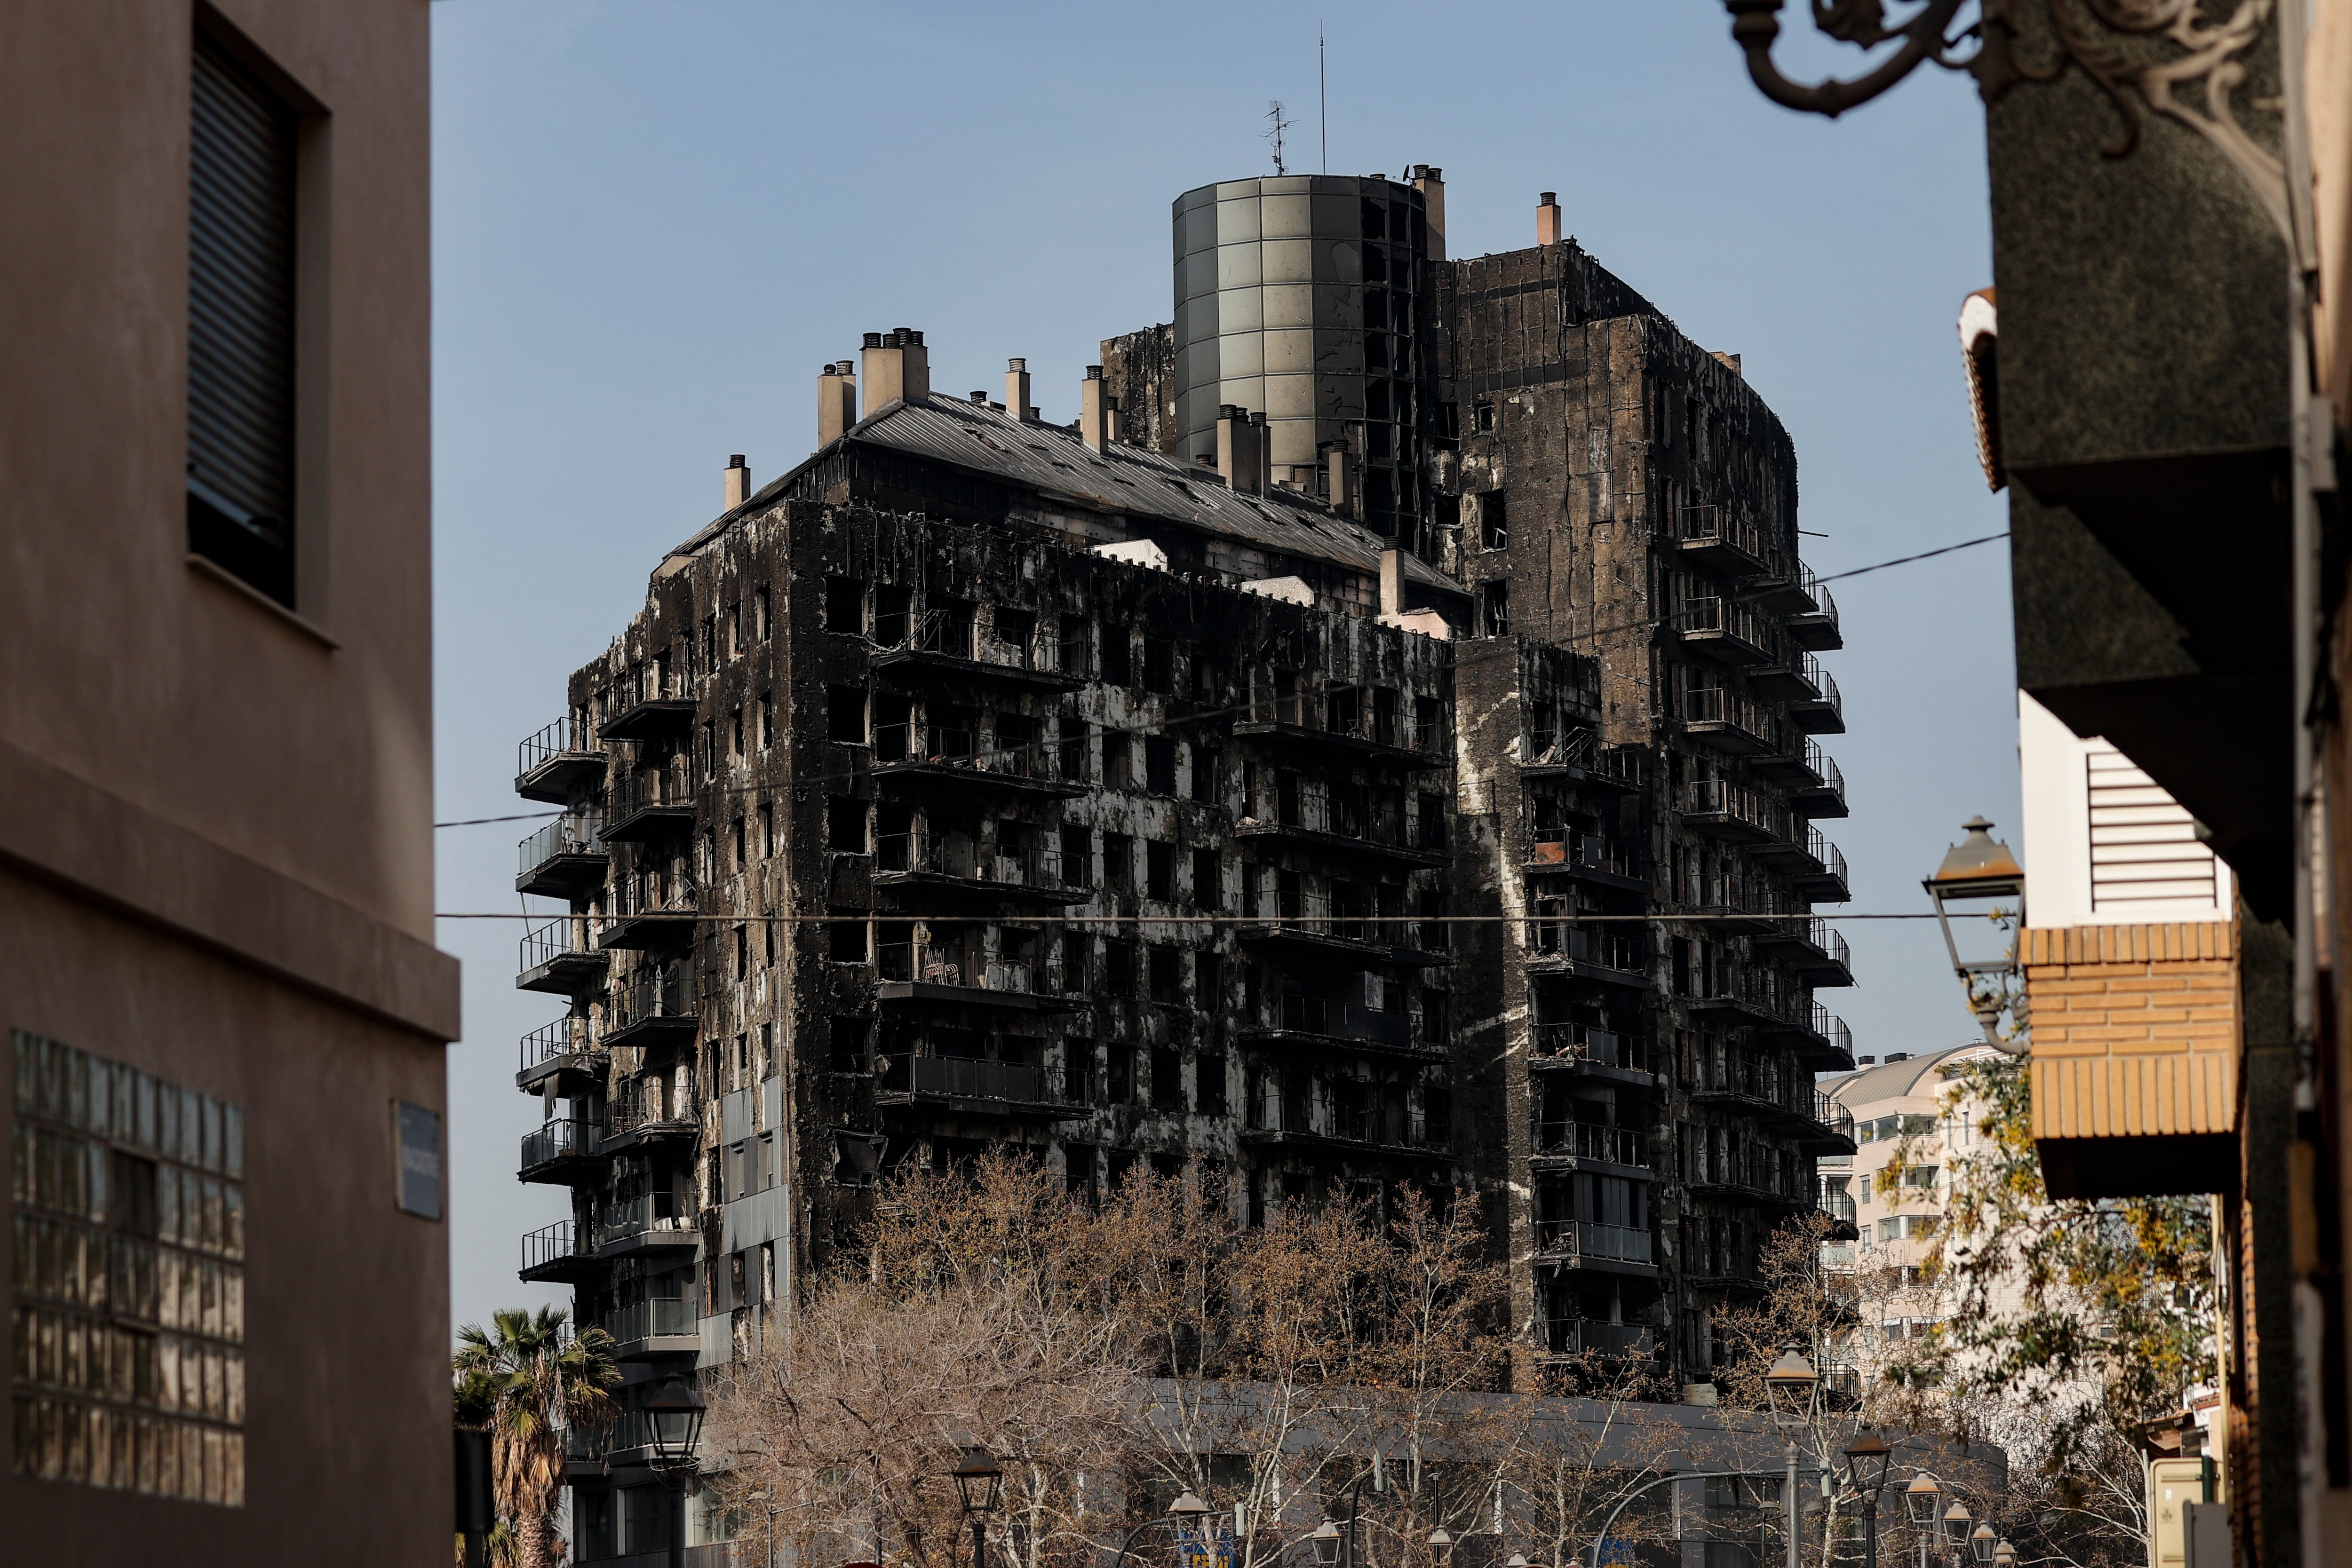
[431,530,2007,829]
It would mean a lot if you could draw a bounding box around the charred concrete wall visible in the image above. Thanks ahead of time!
[1100,323,1179,457]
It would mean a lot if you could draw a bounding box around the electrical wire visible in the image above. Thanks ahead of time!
[431,530,2007,829]
[437,910,1941,924]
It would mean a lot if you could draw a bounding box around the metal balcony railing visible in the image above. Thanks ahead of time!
[1254,789,1413,851]
[601,1193,693,1244]
[520,918,599,974]
[1530,921,1646,976]
[1803,738,1846,800]
[609,766,691,823]
[1530,1022,1644,1070]
[1679,595,1775,651]
[1533,1219,1654,1263]
[1543,1320,1655,1358]
[874,834,1067,890]
[518,813,605,876]
[609,966,695,1033]
[1812,1092,1857,1142]
[875,941,1035,995]
[872,722,1064,780]
[519,1016,597,1075]
[1814,1005,1854,1060]
[521,1220,589,1273]
[1535,1121,1650,1165]
[1269,992,1413,1046]
[881,1053,1047,1102]
[605,1297,695,1346]
[518,715,599,779]
[608,871,699,924]
[1676,503,1770,562]
[1685,687,1773,739]
[1820,1188,1859,1227]
[520,1117,601,1169]
[1800,567,1839,626]
[1805,659,1843,721]
[1248,1095,1432,1148]
[1685,778,1782,836]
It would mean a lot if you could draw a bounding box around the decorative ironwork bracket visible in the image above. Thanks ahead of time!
[1723,0,2292,246]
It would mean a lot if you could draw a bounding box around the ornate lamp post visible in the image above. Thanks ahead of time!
[1902,1473,1942,1568]
[1762,1342,1821,1568]
[1992,1542,2016,1568]
[1943,1500,1974,1563]
[954,1448,1005,1568]
[1428,1527,1455,1568]
[1970,1523,1998,1564]
[1842,1433,1894,1568]
[642,1373,706,1568]
[1924,817,2028,1050]
[1313,1520,1345,1568]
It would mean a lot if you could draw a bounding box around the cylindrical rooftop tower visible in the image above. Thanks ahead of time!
[1171,171,1440,536]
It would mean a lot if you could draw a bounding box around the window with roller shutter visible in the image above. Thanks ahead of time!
[188,32,300,604]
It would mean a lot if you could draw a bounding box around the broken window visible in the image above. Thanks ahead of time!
[993,607,1037,668]
[1146,840,1175,902]
[755,583,771,641]
[1057,715,1089,781]
[1105,939,1137,998]
[1063,1045,1094,1106]
[1142,637,1174,694]
[826,687,866,744]
[1196,1051,1228,1115]
[1103,731,1131,790]
[1103,833,1133,895]
[758,691,773,750]
[927,595,976,657]
[1101,626,1133,686]
[1059,824,1092,888]
[1480,582,1510,638]
[1191,747,1220,803]
[1473,399,1496,433]
[826,797,866,854]
[1479,491,1508,551]
[1151,1045,1182,1108]
[1192,849,1221,911]
[1144,736,1177,794]
[828,911,867,963]
[1107,1045,1134,1102]
[1060,932,1089,993]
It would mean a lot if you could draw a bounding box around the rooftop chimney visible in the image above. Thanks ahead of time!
[1215,405,1260,494]
[1081,365,1114,452]
[1412,165,1446,260]
[1326,444,1356,520]
[724,453,751,509]
[1537,192,1563,247]
[1006,358,1035,422]
[818,361,858,446]
[860,327,930,409]
[1248,410,1273,494]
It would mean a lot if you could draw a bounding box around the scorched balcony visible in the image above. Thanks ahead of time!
[516,716,608,804]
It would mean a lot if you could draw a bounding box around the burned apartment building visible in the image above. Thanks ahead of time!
[505,176,1861,1539]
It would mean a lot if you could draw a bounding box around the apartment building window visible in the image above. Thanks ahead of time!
[1193,849,1222,911]
[827,911,866,962]
[189,29,303,606]
[1105,939,1137,996]
[1478,491,1509,550]
[1063,1042,1095,1105]
[1143,637,1175,694]
[755,583,772,640]
[1103,731,1132,789]
[827,797,866,853]
[1197,1051,1229,1114]
[1060,932,1089,993]
[758,692,773,751]
[825,577,864,634]
[731,815,747,867]
[1480,581,1510,638]
[1058,716,1089,780]
[1101,627,1133,686]
[731,710,746,756]
[1104,834,1134,896]
[1151,1046,1183,1109]
[826,687,866,744]
[1146,841,1175,901]
[759,802,775,857]
[1191,746,1220,803]
[726,600,742,656]
[1145,736,1177,794]
[1197,951,1222,1008]
[1148,946,1182,1005]
[1107,1044,1135,1102]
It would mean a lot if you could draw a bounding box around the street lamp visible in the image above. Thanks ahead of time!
[953,1447,1003,1568]
[641,1373,706,1568]
[1428,1527,1455,1568]
[1992,1543,2015,1568]
[1969,1523,1997,1564]
[1902,1474,1941,1568]
[1762,1343,1820,1568]
[1924,817,2027,1051]
[1313,1520,1345,1568]
[1169,1489,1212,1568]
[1943,1501,1973,1555]
[1842,1434,1893,1568]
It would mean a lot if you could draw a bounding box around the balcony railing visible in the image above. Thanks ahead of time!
[518,813,605,877]
[1813,1004,1853,1059]
[520,1117,601,1169]
[881,1053,1048,1102]
[876,942,1036,995]
[1247,1096,1434,1148]
[519,716,589,778]
[1678,595,1775,652]
[1250,790,1415,852]
[520,918,600,974]
[1676,503,1771,563]
[519,1016,598,1076]
[1526,831,1639,879]
[1535,1121,1650,1166]
[1530,922,1646,976]
[1805,829,1849,888]
[1542,1320,1655,1358]
[1804,740,1845,800]
[1811,1092,1857,1142]
[521,1220,589,1274]
[609,967,696,1034]
[874,834,1068,891]
[872,722,1066,781]
[601,1193,694,1244]
[609,764,692,822]
[1530,1022,1645,1071]
[605,1297,695,1346]
[608,871,700,924]
[1820,1187,1859,1227]
[1685,778,1782,837]
[1533,1219,1654,1264]
[1270,992,1413,1047]
[1685,686,1773,741]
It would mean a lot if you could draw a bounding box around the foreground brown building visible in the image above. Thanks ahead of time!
[1,3,456,1562]
[509,180,1863,1555]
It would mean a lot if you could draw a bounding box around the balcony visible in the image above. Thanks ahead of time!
[1672,503,1772,576]
[603,967,699,1049]
[598,675,699,743]
[598,872,699,950]
[1758,1003,1857,1071]
[1534,1121,1652,1169]
[517,1015,603,1094]
[875,942,1079,1013]
[1687,1167,1812,1210]
[1521,729,1642,793]
[1818,1187,1861,1241]
[1242,1096,1442,1156]
[1677,596,1776,665]
[1526,924,1649,988]
[604,1298,698,1360]
[1785,570,1842,651]
[1531,1219,1656,1273]
[1682,779,1782,844]
[1797,831,1851,902]
[1788,660,1844,734]
[1523,832,1645,893]
[597,1194,699,1259]
[1241,893,1451,967]
[1528,1023,1652,1082]
[1683,688,1774,756]
[516,813,609,898]
[601,1086,699,1156]
[519,1220,600,1284]
[1233,691,1442,771]
[516,717,609,804]
[873,834,1086,908]
[871,722,1088,800]
[875,1053,1074,1117]
[1752,917,1854,986]
[1802,1093,1860,1156]
[604,768,695,843]
[517,918,610,996]
[1239,993,1437,1063]
[1234,792,1451,869]
[1788,742,1848,818]
[1540,1320,1657,1361]
[518,1117,605,1184]
[871,611,1088,693]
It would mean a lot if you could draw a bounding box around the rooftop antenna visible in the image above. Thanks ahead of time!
[1266,100,1293,175]
[1319,25,1328,173]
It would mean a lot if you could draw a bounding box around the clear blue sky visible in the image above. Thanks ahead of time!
[430,2,2016,1339]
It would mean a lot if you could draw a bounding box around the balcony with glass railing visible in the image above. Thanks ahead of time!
[519,1117,605,1183]
[517,812,609,898]
[1533,1121,1652,1168]
[604,1297,698,1358]
[1531,1219,1655,1267]
[516,1015,602,1093]
[1528,1022,1648,1074]
[1540,1319,1656,1360]
[876,1053,1065,1113]
[873,833,1081,905]
[517,916,609,997]
[598,1193,699,1257]
[516,715,609,804]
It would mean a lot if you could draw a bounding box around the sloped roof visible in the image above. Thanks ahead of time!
[1820,1043,1999,1108]
[684,395,1461,599]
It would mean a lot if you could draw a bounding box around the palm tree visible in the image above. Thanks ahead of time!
[455,1306,621,1568]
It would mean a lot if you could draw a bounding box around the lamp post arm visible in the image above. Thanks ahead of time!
[1587,1467,1827,1568]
